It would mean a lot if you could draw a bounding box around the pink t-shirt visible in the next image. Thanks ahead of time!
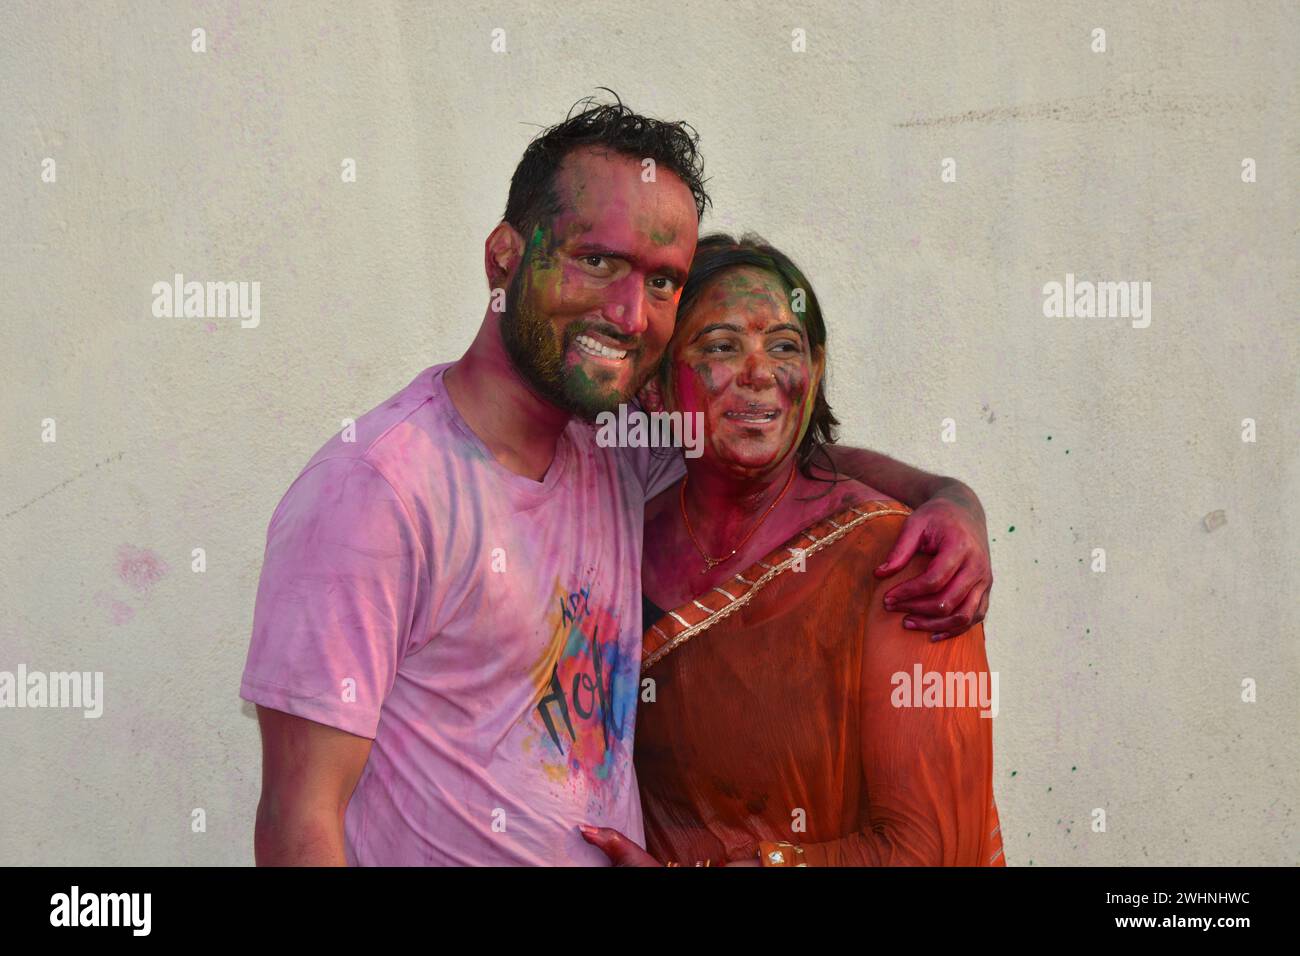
[240,363,683,865]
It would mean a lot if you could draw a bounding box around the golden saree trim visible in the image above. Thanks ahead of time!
[641,501,911,673]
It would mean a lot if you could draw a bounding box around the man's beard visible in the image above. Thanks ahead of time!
[498,266,643,422]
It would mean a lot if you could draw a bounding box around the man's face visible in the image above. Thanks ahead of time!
[499,146,699,421]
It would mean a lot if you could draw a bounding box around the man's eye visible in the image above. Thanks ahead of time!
[648,276,678,296]
[576,255,617,277]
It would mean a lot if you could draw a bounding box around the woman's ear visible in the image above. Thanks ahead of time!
[638,376,665,413]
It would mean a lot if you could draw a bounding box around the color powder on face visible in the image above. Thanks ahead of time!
[665,267,821,471]
[500,221,626,420]
[749,271,819,463]
[499,234,569,401]
[782,310,822,461]
[785,365,820,460]
[778,276,824,463]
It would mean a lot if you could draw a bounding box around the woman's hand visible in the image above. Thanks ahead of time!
[579,825,663,866]
[875,485,992,642]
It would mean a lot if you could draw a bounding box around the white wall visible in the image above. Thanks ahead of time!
[1,0,1295,865]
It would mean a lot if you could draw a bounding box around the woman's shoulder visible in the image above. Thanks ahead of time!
[810,499,911,554]
[774,479,913,586]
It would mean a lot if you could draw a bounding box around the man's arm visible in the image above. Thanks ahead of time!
[241,457,423,863]
[253,705,373,866]
[823,445,981,514]
[825,445,992,640]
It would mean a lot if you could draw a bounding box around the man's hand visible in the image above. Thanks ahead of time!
[875,487,992,641]
[822,446,993,642]
[579,825,662,866]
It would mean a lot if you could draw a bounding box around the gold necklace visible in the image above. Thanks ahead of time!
[679,464,797,573]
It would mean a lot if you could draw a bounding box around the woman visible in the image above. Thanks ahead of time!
[582,234,1005,867]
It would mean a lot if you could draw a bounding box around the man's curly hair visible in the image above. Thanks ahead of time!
[503,90,711,235]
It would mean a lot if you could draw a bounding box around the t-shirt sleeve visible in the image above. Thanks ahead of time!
[239,456,426,739]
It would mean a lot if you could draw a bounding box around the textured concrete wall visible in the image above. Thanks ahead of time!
[1,1,1295,865]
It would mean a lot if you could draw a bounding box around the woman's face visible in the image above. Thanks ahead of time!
[665,266,823,478]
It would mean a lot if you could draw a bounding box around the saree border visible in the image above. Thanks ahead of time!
[641,501,911,673]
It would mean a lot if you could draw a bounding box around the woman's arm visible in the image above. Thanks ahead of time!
[766,549,1003,867]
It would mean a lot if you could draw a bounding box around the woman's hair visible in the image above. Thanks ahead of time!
[669,232,841,478]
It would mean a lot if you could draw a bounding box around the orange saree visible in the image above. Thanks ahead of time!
[636,501,1006,867]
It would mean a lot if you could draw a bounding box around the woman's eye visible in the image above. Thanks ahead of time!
[703,341,735,354]
[772,340,802,353]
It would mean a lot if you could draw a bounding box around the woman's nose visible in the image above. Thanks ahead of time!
[737,350,777,389]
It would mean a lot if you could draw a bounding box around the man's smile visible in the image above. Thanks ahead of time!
[573,332,631,363]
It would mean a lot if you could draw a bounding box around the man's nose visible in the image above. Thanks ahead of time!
[601,276,648,337]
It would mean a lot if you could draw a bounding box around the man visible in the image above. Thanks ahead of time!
[241,97,993,866]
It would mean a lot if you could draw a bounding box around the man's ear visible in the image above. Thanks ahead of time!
[485,222,524,291]
[638,375,665,413]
